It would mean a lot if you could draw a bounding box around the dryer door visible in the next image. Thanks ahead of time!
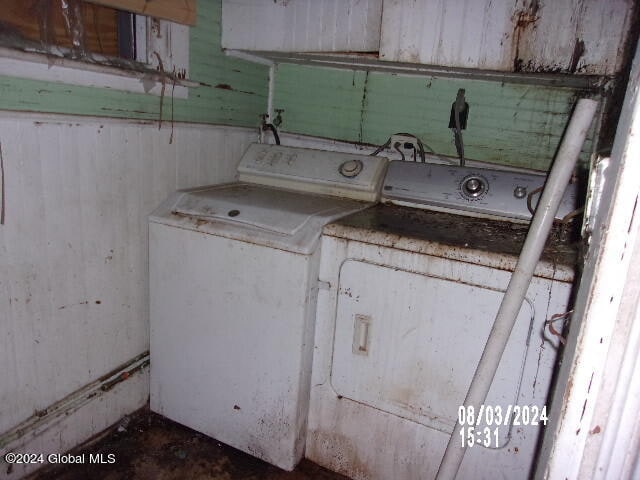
[330,259,534,446]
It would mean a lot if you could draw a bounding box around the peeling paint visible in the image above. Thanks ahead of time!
[0,1,268,126]
[380,0,632,75]
[274,63,594,170]
[214,83,255,95]
[569,40,587,74]
[357,71,369,144]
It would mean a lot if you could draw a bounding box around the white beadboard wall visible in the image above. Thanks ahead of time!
[0,113,256,475]
[221,0,382,52]
[380,0,633,75]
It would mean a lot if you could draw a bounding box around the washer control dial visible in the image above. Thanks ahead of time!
[460,174,488,200]
[339,159,364,178]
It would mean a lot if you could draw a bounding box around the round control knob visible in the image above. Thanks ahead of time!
[465,178,482,194]
[514,186,527,199]
[339,159,364,178]
[461,175,487,199]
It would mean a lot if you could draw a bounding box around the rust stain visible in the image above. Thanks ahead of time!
[348,51,378,58]
[507,0,587,73]
[358,71,369,144]
[339,287,354,298]
[307,430,371,480]
[579,397,588,422]
[331,204,579,272]
[58,300,89,310]
[628,195,638,234]
[167,210,311,257]
[590,425,601,434]
[510,9,590,74]
[598,2,640,147]
[100,108,151,115]
[100,359,149,392]
[569,39,586,73]
[214,83,256,95]
[511,0,540,72]
[97,352,149,384]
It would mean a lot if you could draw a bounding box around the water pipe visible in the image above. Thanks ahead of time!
[435,98,599,480]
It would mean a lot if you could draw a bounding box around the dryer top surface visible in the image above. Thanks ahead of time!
[324,204,578,281]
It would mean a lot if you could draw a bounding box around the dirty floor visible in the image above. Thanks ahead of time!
[31,410,349,480]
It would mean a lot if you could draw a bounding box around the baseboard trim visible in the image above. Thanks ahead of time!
[0,352,149,451]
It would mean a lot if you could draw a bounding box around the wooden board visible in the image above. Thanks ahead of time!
[84,0,197,26]
[0,0,119,57]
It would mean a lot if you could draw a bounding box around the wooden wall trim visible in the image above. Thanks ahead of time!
[85,0,197,26]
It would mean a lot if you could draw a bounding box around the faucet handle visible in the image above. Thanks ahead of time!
[273,109,285,127]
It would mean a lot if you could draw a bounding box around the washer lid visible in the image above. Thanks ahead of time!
[150,183,370,254]
[173,184,355,236]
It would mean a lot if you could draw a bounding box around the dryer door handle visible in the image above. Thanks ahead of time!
[352,314,371,355]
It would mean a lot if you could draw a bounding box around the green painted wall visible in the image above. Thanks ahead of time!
[0,0,268,127]
[0,1,594,171]
[273,64,591,171]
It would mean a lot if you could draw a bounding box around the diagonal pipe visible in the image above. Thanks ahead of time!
[435,98,599,480]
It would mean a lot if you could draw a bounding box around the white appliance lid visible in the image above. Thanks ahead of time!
[172,184,356,236]
[150,183,371,254]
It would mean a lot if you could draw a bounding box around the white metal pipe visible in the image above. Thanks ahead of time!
[267,63,275,123]
[435,98,599,480]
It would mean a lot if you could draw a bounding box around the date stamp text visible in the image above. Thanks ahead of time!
[458,404,548,448]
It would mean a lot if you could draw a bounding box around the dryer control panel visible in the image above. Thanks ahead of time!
[238,144,388,202]
[382,160,580,222]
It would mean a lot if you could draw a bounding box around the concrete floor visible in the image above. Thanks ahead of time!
[31,410,349,480]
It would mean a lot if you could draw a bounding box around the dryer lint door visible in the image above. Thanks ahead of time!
[330,260,534,446]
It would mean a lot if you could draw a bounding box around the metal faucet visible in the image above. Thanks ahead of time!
[273,109,285,128]
[259,113,280,145]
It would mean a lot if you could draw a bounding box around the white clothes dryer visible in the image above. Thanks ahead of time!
[306,160,579,479]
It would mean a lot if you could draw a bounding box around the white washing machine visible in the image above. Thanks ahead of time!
[149,144,387,471]
[306,160,579,479]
